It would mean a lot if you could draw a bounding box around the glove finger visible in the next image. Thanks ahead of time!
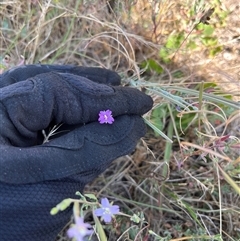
[0,115,145,184]
[0,72,153,146]
[0,64,121,88]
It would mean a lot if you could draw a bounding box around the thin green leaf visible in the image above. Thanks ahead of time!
[144,118,173,143]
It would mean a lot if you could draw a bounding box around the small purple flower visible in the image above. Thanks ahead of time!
[67,217,93,241]
[98,110,114,124]
[94,198,120,223]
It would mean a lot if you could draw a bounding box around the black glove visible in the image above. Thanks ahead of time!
[0,65,153,241]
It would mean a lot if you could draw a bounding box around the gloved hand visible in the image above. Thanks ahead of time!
[0,64,153,241]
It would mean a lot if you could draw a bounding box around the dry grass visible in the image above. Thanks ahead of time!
[1,0,239,241]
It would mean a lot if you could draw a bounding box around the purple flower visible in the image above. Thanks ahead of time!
[67,217,93,241]
[98,110,114,124]
[94,198,120,223]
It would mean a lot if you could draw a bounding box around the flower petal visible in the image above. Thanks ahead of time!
[105,110,112,115]
[101,197,110,207]
[94,208,105,216]
[110,205,120,215]
[107,116,114,124]
[67,227,77,238]
[102,213,112,223]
